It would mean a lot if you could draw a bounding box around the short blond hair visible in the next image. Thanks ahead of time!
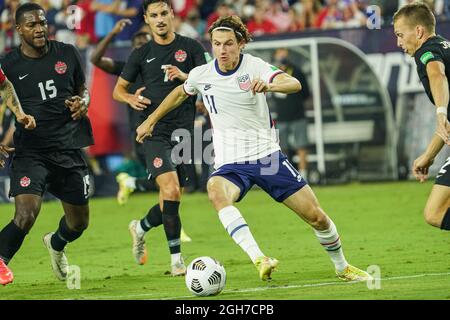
[393,2,436,33]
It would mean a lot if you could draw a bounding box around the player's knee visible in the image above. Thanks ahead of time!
[308,207,329,230]
[70,218,89,232]
[423,208,442,227]
[207,189,221,205]
[160,184,181,201]
[207,184,229,208]
[64,205,90,232]
[14,206,40,232]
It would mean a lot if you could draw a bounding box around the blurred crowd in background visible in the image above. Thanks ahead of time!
[1,0,450,197]
[1,0,450,52]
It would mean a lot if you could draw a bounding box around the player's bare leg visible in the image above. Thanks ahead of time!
[0,194,42,285]
[43,202,89,281]
[207,176,277,280]
[283,186,371,281]
[13,194,42,231]
[207,177,240,212]
[423,185,450,229]
[126,170,185,274]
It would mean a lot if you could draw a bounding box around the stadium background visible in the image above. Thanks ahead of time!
[1,0,450,199]
[0,0,450,301]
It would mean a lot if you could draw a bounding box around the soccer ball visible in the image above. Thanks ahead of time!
[185,256,226,297]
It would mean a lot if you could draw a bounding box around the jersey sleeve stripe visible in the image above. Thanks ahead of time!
[269,70,284,84]
[183,83,195,96]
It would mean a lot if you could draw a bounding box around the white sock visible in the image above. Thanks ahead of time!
[125,176,137,190]
[171,252,182,266]
[313,219,348,272]
[218,206,264,264]
[135,221,146,238]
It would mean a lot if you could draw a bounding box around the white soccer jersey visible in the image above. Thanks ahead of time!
[183,53,283,168]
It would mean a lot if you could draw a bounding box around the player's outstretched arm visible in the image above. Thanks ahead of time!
[90,19,131,74]
[113,77,151,110]
[427,61,450,145]
[251,73,301,95]
[136,85,189,143]
[0,79,36,130]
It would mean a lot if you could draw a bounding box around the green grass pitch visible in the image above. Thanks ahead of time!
[0,181,449,300]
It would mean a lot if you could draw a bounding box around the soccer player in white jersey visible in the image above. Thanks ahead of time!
[135,15,371,282]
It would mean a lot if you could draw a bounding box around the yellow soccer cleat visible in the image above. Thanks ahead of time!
[116,173,135,205]
[336,264,373,282]
[255,256,279,281]
[180,228,192,243]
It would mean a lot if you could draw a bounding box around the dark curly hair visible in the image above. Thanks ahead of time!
[208,15,252,44]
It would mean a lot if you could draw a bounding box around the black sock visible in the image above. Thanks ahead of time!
[140,204,163,231]
[441,208,450,230]
[162,200,181,254]
[0,221,28,264]
[50,217,84,252]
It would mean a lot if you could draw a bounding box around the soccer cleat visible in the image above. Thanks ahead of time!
[116,173,135,205]
[0,258,13,286]
[170,257,186,277]
[336,264,373,282]
[43,232,69,281]
[180,228,192,243]
[255,256,279,281]
[129,220,148,265]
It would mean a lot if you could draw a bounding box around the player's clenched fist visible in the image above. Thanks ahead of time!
[16,113,36,130]
[251,78,269,95]
[412,153,434,183]
[65,96,88,120]
[136,118,155,144]
[165,65,188,82]
[112,19,132,36]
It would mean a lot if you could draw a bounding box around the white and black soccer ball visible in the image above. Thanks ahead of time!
[185,256,226,297]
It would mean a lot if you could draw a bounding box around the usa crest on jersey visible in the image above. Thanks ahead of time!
[237,74,251,91]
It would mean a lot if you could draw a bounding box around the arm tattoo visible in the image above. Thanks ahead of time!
[0,80,24,118]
